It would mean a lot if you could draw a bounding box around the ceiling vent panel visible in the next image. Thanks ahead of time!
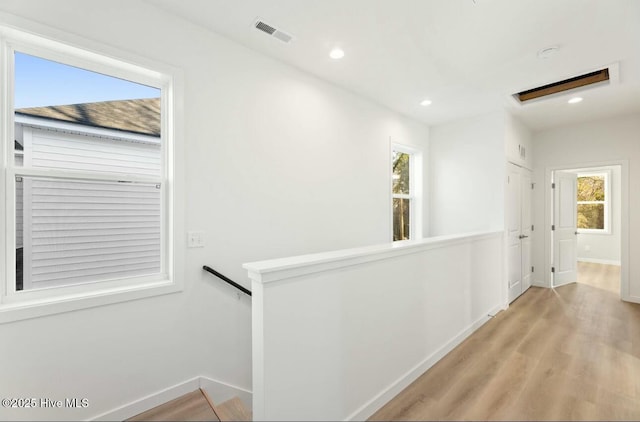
[514,68,611,104]
[255,21,276,35]
[254,18,294,44]
[272,31,293,43]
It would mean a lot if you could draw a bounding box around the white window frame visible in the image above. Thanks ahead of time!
[576,170,611,235]
[0,24,184,323]
[390,142,423,242]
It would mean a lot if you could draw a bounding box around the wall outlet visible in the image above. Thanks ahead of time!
[187,231,205,248]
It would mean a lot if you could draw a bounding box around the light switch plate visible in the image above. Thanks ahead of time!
[187,231,205,248]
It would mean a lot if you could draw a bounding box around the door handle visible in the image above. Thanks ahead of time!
[519,235,529,239]
[575,231,579,235]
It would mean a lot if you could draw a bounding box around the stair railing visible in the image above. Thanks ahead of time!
[202,265,252,296]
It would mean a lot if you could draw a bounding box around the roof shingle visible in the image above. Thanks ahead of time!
[16,98,161,137]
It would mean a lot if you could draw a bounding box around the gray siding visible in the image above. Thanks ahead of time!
[27,178,161,289]
[15,154,23,248]
[28,128,160,176]
[21,126,161,290]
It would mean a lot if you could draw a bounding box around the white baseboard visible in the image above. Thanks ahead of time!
[200,376,253,411]
[578,257,621,266]
[622,295,640,304]
[532,279,549,288]
[345,304,502,422]
[90,376,252,421]
[91,377,201,421]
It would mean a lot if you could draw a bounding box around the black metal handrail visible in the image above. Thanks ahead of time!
[203,265,252,296]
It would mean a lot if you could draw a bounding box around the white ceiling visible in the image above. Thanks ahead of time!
[148,0,640,131]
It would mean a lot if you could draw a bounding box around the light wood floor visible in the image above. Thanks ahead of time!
[127,390,219,422]
[126,389,252,422]
[577,261,620,294]
[370,262,640,420]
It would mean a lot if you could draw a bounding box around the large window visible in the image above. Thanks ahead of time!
[577,171,610,233]
[1,26,179,322]
[391,144,422,241]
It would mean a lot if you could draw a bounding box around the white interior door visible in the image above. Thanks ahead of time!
[521,170,533,293]
[507,164,522,303]
[553,171,578,286]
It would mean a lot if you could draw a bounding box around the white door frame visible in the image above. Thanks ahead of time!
[552,171,578,287]
[506,162,533,303]
[544,160,630,301]
[507,163,523,303]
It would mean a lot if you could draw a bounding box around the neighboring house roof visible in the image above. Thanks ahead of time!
[15,98,160,137]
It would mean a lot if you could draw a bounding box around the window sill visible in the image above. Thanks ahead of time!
[0,278,181,324]
[577,229,612,235]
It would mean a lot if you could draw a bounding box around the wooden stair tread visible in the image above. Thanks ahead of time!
[127,389,220,422]
[214,397,252,421]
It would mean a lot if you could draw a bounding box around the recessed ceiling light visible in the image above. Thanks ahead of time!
[420,99,432,106]
[537,46,559,59]
[329,48,344,59]
[568,97,583,104]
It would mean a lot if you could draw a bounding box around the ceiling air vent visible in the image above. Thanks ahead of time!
[254,18,294,44]
[514,68,610,103]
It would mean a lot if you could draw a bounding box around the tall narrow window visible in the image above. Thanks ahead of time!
[392,150,411,241]
[392,145,421,241]
[577,172,610,233]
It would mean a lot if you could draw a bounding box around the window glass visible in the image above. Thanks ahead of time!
[16,176,161,291]
[392,151,410,195]
[393,198,411,241]
[577,204,604,230]
[13,51,163,292]
[577,175,605,201]
[392,148,414,241]
[577,174,606,230]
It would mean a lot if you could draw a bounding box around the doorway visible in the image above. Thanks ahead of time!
[507,162,532,303]
[550,164,623,294]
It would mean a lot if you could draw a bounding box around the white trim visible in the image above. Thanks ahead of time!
[244,230,502,284]
[0,23,9,306]
[544,160,629,300]
[0,279,179,324]
[346,304,503,421]
[531,279,547,288]
[0,26,166,90]
[390,141,423,242]
[0,22,185,323]
[199,377,253,410]
[90,376,252,422]
[90,377,200,422]
[577,257,621,266]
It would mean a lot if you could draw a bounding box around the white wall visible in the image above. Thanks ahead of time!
[247,231,503,421]
[0,1,429,420]
[532,114,639,298]
[505,113,533,170]
[429,112,505,236]
[574,166,621,265]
